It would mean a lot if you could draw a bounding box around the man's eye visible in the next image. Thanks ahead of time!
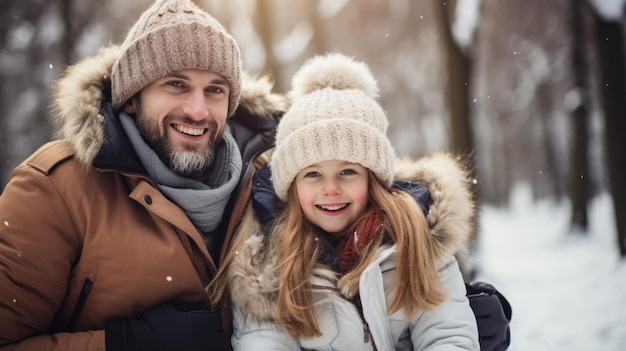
[207,86,224,94]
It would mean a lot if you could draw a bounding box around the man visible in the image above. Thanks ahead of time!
[0,0,285,349]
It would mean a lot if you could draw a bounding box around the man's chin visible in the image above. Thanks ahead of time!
[172,141,208,153]
[167,149,213,177]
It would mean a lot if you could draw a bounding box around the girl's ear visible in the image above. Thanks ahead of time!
[123,97,137,114]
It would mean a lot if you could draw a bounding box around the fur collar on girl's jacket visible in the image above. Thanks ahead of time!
[213,151,481,350]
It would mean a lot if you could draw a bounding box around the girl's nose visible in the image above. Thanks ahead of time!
[322,178,341,196]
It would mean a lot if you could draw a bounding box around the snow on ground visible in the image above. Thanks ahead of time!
[475,184,626,351]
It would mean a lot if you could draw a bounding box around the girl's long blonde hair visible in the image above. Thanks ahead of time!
[272,171,446,338]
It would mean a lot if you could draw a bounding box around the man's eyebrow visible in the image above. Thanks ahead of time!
[210,78,230,87]
[162,72,229,87]
[163,72,191,80]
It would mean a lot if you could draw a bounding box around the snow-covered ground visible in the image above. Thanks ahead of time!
[475,184,626,351]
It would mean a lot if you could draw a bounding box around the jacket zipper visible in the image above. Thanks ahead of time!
[65,277,93,331]
[311,285,377,350]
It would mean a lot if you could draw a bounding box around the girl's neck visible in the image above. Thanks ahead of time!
[314,226,352,243]
[314,208,384,275]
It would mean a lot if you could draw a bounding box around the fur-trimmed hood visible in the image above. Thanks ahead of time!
[227,151,478,322]
[51,45,287,168]
[394,152,477,260]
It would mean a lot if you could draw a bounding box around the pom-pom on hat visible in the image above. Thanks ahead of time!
[271,53,395,200]
[111,0,241,116]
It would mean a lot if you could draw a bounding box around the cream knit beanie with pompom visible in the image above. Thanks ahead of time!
[270,53,395,201]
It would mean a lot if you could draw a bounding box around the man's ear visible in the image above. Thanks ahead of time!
[123,98,137,114]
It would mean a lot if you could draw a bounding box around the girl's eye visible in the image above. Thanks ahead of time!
[168,81,184,88]
[340,169,356,175]
[305,171,320,178]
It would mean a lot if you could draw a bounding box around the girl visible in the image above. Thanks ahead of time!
[211,53,480,350]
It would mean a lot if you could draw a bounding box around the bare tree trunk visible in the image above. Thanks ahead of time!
[569,0,591,234]
[59,0,74,64]
[436,0,475,164]
[254,0,282,86]
[536,81,563,199]
[306,1,327,56]
[592,7,626,256]
[0,1,56,189]
[434,0,478,281]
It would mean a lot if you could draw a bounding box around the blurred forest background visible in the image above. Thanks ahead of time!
[1,0,626,258]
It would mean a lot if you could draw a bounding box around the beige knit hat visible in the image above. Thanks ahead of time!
[271,53,395,200]
[111,0,241,116]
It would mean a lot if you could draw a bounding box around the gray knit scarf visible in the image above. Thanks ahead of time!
[119,112,242,242]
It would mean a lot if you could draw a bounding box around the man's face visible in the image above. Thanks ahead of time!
[124,69,230,177]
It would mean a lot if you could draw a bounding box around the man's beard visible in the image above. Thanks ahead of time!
[134,101,224,177]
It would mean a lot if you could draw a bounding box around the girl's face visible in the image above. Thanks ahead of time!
[295,159,369,234]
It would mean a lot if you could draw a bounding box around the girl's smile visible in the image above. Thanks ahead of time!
[295,159,369,234]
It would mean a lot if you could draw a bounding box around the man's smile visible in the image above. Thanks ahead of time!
[172,123,207,136]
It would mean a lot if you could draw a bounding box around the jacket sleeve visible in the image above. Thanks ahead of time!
[0,164,105,351]
[409,257,481,351]
[231,305,300,351]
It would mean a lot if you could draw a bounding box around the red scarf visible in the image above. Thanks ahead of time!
[336,209,383,275]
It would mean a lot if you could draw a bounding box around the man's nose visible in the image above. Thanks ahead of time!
[182,90,209,121]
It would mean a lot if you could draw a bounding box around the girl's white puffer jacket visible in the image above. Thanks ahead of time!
[227,152,481,351]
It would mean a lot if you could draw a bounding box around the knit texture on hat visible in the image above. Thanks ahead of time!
[271,53,395,200]
[111,0,241,116]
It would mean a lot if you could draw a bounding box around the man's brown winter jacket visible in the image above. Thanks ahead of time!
[0,45,286,351]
